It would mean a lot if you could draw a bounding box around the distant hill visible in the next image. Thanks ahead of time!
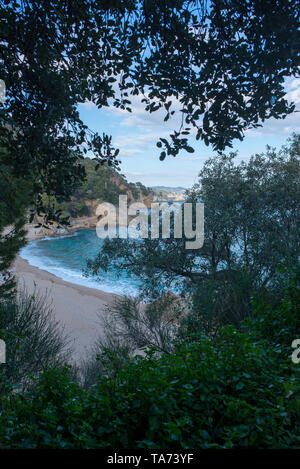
[151,186,186,193]
[150,185,187,202]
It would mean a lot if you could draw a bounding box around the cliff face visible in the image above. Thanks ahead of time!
[110,174,154,208]
[68,183,155,231]
[27,160,156,237]
[82,194,154,214]
[62,189,154,233]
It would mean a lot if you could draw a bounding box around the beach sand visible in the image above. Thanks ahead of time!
[12,255,117,363]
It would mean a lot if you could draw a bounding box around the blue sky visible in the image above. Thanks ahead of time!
[78,77,300,188]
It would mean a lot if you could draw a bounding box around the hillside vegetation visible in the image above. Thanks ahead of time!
[45,159,152,219]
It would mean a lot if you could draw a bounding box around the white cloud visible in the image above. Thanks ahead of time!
[79,76,300,161]
[245,111,300,138]
[79,100,97,110]
[243,77,300,138]
[115,130,174,159]
[287,88,300,104]
[118,148,144,157]
[107,92,183,130]
[285,77,300,104]
[125,169,197,187]
[109,76,300,143]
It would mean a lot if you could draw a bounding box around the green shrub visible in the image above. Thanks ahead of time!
[246,266,300,360]
[0,333,299,448]
[0,271,298,449]
[0,288,70,391]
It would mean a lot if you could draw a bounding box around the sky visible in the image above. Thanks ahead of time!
[78,77,300,189]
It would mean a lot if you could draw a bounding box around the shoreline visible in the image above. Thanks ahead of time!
[13,255,116,303]
[24,218,97,243]
[13,239,117,362]
[21,224,126,295]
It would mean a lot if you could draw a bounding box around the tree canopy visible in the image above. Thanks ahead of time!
[1,0,299,219]
[86,134,300,328]
[0,0,299,295]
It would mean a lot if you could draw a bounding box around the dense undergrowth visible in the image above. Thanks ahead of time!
[0,269,299,449]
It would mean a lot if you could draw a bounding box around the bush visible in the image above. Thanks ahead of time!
[246,265,300,360]
[0,329,298,449]
[81,294,181,388]
[0,271,298,449]
[0,288,70,391]
[67,200,90,218]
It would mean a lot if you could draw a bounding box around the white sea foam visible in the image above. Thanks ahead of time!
[20,234,139,296]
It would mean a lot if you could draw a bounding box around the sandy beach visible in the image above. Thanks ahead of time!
[12,254,117,363]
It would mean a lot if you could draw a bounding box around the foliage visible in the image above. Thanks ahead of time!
[0,0,299,287]
[0,1,299,449]
[244,264,300,361]
[0,305,298,448]
[73,158,125,205]
[74,158,151,205]
[81,293,182,387]
[0,270,298,449]
[0,0,299,224]
[136,182,151,197]
[87,135,300,329]
[0,288,70,391]
[65,200,90,218]
[0,161,31,298]
[47,158,153,219]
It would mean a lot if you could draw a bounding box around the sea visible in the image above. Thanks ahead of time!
[20,228,142,295]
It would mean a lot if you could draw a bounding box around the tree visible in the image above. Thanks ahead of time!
[0,0,299,288]
[1,0,299,212]
[86,134,300,329]
[0,161,31,298]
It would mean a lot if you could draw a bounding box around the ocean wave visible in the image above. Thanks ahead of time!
[20,232,140,296]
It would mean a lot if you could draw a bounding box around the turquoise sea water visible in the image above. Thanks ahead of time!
[20,229,141,295]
